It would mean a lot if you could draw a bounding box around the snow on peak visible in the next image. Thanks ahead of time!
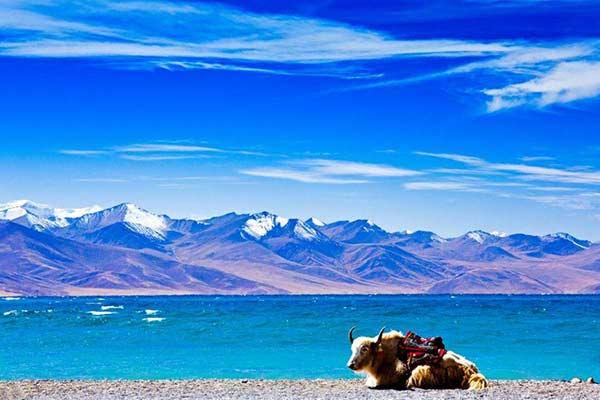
[73,202,168,239]
[306,217,325,227]
[465,230,491,244]
[491,230,508,238]
[354,219,381,232]
[3,199,34,208]
[119,203,167,232]
[0,200,102,230]
[404,230,446,243]
[548,232,590,249]
[549,232,575,240]
[291,220,320,241]
[242,212,289,240]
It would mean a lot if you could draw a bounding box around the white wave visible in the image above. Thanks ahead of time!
[2,297,21,301]
[88,311,115,316]
[3,310,18,316]
[144,309,159,315]
[143,317,165,323]
[101,305,124,310]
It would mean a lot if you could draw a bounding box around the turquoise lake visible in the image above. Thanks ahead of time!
[1,295,599,380]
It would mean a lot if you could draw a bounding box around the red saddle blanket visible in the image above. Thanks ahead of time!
[397,331,447,368]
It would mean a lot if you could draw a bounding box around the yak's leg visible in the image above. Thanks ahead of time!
[443,354,489,390]
[406,365,437,389]
[468,373,489,390]
[365,375,379,388]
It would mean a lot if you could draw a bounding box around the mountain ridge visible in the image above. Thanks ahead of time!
[0,200,598,296]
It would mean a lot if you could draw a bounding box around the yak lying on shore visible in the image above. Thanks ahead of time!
[347,327,488,390]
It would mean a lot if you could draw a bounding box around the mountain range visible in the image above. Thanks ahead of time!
[1,200,599,296]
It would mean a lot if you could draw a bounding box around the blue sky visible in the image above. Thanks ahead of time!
[1,0,600,240]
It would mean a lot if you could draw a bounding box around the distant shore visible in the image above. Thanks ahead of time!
[2,379,599,400]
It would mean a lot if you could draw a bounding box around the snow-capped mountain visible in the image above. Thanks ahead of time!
[305,217,325,228]
[67,203,169,240]
[320,219,392,243]
[265,218,327,242]
[1,200,599,296]
[395,230,446,249]
[547,232,592,249]
[240,212,290,240]
[462,230,494,244]
[0,200,101,231]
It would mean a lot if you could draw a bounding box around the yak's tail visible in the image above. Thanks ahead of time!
[468,373,489,390]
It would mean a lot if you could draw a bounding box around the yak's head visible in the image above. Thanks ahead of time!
[346,326,385,372]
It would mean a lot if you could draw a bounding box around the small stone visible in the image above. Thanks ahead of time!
[570,377,582,383]
[586,377,595,384]
[241,379,248,383]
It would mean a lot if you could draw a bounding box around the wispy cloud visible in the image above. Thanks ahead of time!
[404,181,485,192]
[75,178,128,183]
[416,151,600,185]
[302,159,422,177]
[412,150,600,212]
[348,41,600,111]
[60,141,268,160]
[240,158,421,184]
[115,144,225,153]
[519,156,555,162]
[414,152,487,166]
[4,1,600,110]
[523,192,600,211]
[0,0,509,65]
[149,60,382,80]
[59,149,109,156]
[241,167,370,184]
[484,61,600,111]
[119,154,203,161]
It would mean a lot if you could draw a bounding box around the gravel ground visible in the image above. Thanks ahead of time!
[1,379,599,400]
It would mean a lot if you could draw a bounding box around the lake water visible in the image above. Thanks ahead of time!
[1,295,599,380]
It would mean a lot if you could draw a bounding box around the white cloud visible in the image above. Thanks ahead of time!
[414,151,487,166]
[416,151,600,185]
[528,186,581,192]
[484,61,600,111]
[404,181,481,191]
[60,142,267,160]
[429,168,506,176]
[240,167,369,184]
[120,154,201,161]
[453,44,595,75]
[60,149,108,156]
[523,192,600,211]
[240,158,421,184]
[115,143,224,153]
[0,1,510,66]
[519,156,555,162]
[3,1,600,110]
[75,178,128,183]
[301,159,422,177]
[348,41,600,111]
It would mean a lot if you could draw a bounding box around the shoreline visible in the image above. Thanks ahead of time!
[3,293,600,298]
[1,379,599,400]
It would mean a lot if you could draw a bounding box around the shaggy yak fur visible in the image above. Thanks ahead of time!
[347,327,488,390]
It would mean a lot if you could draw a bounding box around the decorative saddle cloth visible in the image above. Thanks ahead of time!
[397,331,447,369]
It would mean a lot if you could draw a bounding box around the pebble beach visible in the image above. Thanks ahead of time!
[1,379,599,400]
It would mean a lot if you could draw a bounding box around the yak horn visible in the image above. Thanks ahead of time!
[375,327,386,345]
[348,326,357,344]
